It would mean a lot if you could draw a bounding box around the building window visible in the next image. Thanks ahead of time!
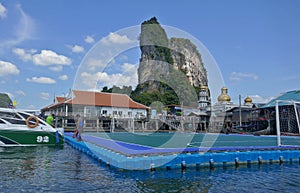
[102,110,107,115]
[113,111,117,115]
[128,112,132,117]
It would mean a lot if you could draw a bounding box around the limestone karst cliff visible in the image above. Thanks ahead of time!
[131,17,208,107]
[138,17,208,88]
[169,37,208,87]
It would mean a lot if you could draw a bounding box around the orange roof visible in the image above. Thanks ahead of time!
[64,90,149,109]
[41,96,66,110]
[56,96,66,103]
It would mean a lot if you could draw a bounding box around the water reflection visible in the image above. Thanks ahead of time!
[0,144,299,192]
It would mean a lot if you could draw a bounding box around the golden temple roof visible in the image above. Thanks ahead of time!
[244,96,252,103]
[217,87,231,102]
[200,85,207,90]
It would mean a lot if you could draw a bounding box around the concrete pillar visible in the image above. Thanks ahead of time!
[142,121,145,131]
[111,118,115,132]
[96,119,99,132]
[193,117,195,131]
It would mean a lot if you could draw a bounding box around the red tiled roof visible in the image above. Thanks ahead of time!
[56,96,66,103]
[41,96,66,110]
[41,90,149,110]
[67,90,149,109]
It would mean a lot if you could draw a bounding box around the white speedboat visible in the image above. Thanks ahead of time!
[0,108,64,146]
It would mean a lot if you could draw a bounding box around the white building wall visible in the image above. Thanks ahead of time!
[98,106,147,118]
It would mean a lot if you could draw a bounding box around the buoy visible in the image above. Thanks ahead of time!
[181,161,186,170]
[209,159,214,169]
[150,163,155,171]
[235,157,239,167]
[279,156,284,164]
[258,156,262,164]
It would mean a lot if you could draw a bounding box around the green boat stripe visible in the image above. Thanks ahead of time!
[0,135,19,145]
[0,130,64,146]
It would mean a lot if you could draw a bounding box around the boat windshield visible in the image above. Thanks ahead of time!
[0,111,23,119]
[0,111,46,126]
[0,117,27,125]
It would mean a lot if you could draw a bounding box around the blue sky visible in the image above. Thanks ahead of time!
[0,0,299,110]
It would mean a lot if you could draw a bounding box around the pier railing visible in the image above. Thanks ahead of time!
[53,115,212,133]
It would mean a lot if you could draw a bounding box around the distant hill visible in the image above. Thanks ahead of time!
[0,93,12,108]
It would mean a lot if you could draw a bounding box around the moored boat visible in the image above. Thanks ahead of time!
[0,108,64,146]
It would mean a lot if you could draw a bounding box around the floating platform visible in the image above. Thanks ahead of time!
[65,132,300,170]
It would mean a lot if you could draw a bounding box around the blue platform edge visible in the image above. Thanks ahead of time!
[64,133,300,170]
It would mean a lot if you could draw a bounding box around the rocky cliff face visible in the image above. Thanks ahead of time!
[138,17,208,88]
[132,17,208,107]
[138,17,172,87]
[169,38,208,87]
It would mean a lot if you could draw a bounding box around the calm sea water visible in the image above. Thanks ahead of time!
[0,144,299,193]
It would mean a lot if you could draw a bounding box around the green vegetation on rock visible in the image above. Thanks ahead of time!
[0,93,12,108]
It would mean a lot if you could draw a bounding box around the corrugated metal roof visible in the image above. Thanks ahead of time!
[262,90,300,108]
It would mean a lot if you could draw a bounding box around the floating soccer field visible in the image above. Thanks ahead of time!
[65,132,300,170]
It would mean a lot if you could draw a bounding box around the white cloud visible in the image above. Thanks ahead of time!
[32,50,72,66]
[12,48,37,61]
[80,63,138,89]
[0,3,7,19]
[49,65,63,72]
[100,32,132,45]
[69,45,84,53]
[40,92,50,100]
[16,90,26,96]
[13,48,71,71]
[58,75,68,80]
[230,72,258,81]
[85,35,95,44]
[86,58,107,71]
[249,94,274,104]
[121,63,138,75]
[1,4,35,51]
[80,71,105,89]
[26,76,56,84]
[0,60,20,76]
[15,4,35,41]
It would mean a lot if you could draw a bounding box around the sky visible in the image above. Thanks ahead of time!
[0,0,299,110]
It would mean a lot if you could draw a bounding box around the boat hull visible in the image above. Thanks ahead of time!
[0,129,64,146]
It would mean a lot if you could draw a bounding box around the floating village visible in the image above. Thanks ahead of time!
[1,17,300,171]
[1,1,300,191]
[39,87,300,136]
[2,85,300,170]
